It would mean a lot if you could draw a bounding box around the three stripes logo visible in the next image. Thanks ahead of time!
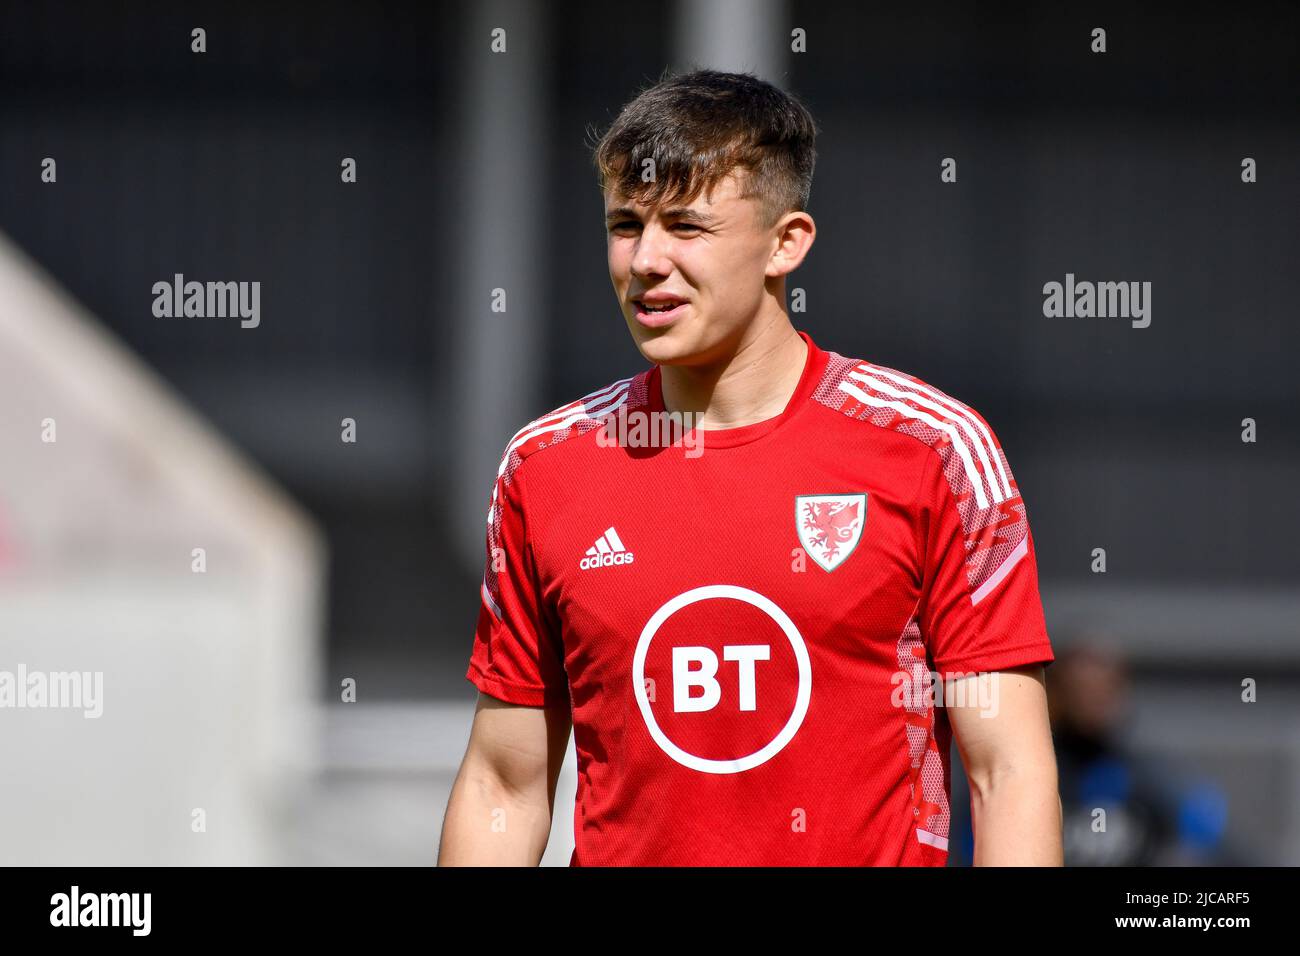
[836,362,1014,511]
[580,527,635,570]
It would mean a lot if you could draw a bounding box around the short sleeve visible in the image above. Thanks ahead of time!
[916,424,1055,680]
[465,457,569,707]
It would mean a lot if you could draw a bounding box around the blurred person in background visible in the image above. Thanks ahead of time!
[949,637,1245,865]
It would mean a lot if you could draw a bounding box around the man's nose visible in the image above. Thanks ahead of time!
[631,224,672,278]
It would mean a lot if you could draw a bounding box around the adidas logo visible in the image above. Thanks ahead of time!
[580,527,635,570]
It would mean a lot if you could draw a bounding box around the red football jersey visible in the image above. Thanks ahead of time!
[466,330,1054,865]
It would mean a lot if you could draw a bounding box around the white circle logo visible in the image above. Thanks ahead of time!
[632,584,812,774]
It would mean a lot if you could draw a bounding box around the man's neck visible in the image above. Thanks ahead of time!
[660,316,809,430]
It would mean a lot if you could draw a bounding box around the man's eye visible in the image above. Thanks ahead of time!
[607,221,699,234]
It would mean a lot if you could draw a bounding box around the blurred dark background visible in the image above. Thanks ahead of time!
[0,0,1296,865]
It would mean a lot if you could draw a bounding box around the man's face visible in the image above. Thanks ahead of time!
[606,170,779,367]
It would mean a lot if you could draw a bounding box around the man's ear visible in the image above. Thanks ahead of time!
[767,210,817,278]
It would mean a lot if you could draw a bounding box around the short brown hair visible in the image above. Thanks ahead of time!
[592,68,818,229]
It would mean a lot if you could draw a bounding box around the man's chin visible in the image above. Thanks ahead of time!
[631,329,696,366]
[635,326,745,371]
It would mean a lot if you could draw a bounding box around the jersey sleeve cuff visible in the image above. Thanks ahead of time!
[465,662,567,708]
[930,643,1056,680]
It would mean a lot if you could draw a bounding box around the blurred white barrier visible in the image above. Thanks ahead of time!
[311,701,578,867]
[0,232,326,865]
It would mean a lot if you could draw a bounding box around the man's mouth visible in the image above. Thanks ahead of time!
[632,296,689,326]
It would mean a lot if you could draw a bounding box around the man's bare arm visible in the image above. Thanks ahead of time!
[947,665,1063,866]
[437,693,572,866]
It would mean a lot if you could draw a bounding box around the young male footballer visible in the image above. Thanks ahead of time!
[439,69,1062,866]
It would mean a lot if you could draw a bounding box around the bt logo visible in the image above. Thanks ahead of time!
[633,585,811,774]
[673,645,771,712]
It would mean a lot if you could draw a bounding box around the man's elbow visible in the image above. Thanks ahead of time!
[439,766,554,866]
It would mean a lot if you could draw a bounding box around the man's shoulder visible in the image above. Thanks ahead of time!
[811,349,1017,509]
[813,351,997,438]
[493,369,651,483]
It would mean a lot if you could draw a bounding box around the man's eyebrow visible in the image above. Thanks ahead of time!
[604,206,717,225]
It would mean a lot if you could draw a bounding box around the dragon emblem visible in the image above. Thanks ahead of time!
[796,494,867,571]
